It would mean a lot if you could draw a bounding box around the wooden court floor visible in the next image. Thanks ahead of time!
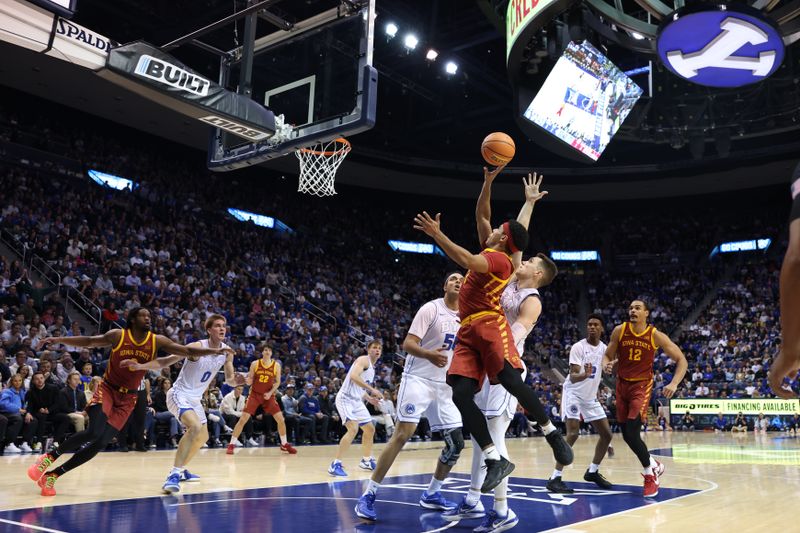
[0,431,796,532]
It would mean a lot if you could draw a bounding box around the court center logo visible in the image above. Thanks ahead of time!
[403,403,416,415]
[657,5,784,88]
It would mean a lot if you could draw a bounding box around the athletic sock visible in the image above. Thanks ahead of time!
[642,466,652,475]
[428,477,443,493]
[589,463,600,473]
[484,445,501,461]
[466,488,481,506]
[648,456,658,469]
[280,435,288,446]
[540,421,556,435]
[170,467,183,476]
[551,469,562,479]
[362,456,371,462]
[364,479,380,496]
[494,498,508,515]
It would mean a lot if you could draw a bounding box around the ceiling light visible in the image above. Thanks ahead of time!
[630,31,645,40]
[445,61,458,75]
[385,23,398,38]
[426,49,439,61]
[403,34,419,50]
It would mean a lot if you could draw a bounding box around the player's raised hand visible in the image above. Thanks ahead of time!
[413,211,442,238]
[484,164,507,183]
[120,359,144,371]
[603,359,617,374]
[523,172,548,203]
[428,348,449,368]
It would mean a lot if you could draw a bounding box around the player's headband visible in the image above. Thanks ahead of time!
[502,222,520,254]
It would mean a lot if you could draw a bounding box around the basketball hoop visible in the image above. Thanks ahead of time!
[295,138,351,196]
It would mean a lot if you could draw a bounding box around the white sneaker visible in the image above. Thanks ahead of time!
[4,443,22,454]
[19,442,33,453]
[246,437,260,447]
[230,438,244,448]
[223,426,233,435]
[32,442,42,452]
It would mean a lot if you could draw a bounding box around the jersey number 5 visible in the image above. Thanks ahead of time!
[628,348,642,361]
[442,333,456,351]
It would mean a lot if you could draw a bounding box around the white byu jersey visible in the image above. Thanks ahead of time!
[171,339,230,398]
[340,356,375,401]
[404,298,460,382]
[500,281,540,353]
[563,338,606,399]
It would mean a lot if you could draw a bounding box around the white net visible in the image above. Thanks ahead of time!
[295,138,351,196]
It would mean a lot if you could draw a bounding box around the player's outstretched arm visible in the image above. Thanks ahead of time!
[223,351,246,387]
[476,165,505,247]
[770,217,800,397]
[512,173,547,269]
[121,354,184,372]
[602,325,622,373]
[654,330,688,398]
[414,212,490,273]
[40,329,121,350]
[155,335,235,358]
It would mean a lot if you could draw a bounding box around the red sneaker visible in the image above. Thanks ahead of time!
[38,472,59,497]
[643,472,659,498]
[27,454,55,482]
[226,444,235,455]
[280,443,298,454]
[653,459,665,479]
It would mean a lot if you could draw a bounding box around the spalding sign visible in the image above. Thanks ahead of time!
[657,5,784,88]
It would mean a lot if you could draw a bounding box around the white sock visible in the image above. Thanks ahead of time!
[541,422,556,435]
[649,456,658,469]
[170,467,183,476]
[363,456,371,462]
[364,479,380,496]
[427,477,443,493]
[466,488,481,506]
[280,434,287,446]
[484,445,501,461]
[642,466,652,475]
[589,463,600,473]
[551,469,562,479]
[494,498,508,515]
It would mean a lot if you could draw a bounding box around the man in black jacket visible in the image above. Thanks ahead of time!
[318,386,341,441]
[52,372,87,445]
[27,372,65,452]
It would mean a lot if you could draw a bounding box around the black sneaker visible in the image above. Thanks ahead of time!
[546,476,574,494]
[545,430,574,466]
[584,470,613,489]
[481,457,515,493]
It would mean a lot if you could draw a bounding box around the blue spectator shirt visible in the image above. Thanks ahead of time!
[0,387,26,415]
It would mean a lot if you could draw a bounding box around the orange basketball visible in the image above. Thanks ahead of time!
[481,132,515,166]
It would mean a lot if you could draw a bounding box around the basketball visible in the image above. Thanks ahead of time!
[481,132,516,166]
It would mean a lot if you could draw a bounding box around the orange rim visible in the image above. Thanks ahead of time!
[298,137,351,157]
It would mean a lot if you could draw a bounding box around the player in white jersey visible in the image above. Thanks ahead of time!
[123,314,243,493]
[547,314,614,494]
[355,273,464,522]
[329,340,384,477]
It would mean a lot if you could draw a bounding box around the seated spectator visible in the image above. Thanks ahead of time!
[754,413,768,434]
[85,376,102,403]
[37,359,62,388]
[657,415,670,431]
[281,384,310,444]
[222,385,253,445]
[713,412,728,433]
[370,388,395,439]
[732,412,748,433]
[299,383,329,444]
[0,347,11,384]
[53,371,88,445]
[150,379,179,448]
[55,352,75,383]
[0,374,38,453]
[201,385,229,448]
[770,416,785,432]
[787,413,800,436]
[318,386,340,440]
[78,362,93,392]
[679,412,695,431]
[510,404,529,437]
[26,371,64,452]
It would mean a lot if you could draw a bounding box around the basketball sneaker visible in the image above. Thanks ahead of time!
[4,443,21,454]
[653,459,665,478]
[279,443,298,454]
[358,457,376,471]
[19,442,33,453]
[481,457,515,493]
[230,437,244,448]
[27,453,56,482]
[162,473,181,494]
[419,491,457,511]
[442,497,486,521]
[328,460,347,477]
[545,476,574,494]
[354,492,377,521]
[180,470,200,482]
[545,429,574,466]
[38,472,59,497]
[474,509,518,533]
[642,472,659,498]
[226,443,236,455]
[583,469,613,489]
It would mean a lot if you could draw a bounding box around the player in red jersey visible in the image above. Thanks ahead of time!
[602,300,687,498]
[769,164,800,397]
[26,307,233,496]
[227,343,296,454]
[414,166,573,493]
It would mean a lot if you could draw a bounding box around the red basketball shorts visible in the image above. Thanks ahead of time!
[447,313,523,391]
[615,378,653,421]
[87,381,138,431]
[244,393,282,416]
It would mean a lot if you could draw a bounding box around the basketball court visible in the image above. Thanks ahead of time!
[0,432,794,532]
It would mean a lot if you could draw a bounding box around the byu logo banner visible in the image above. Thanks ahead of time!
[657,6,784,88]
